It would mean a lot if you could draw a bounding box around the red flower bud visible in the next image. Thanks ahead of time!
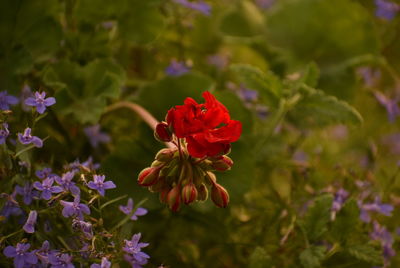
[138,167,161,187]
[155,148,176,162]
[211,183,229,208]
[181,183,198,204]
[211,155,233,171]
[159,187,171,203]
[167,185,181,212]
[155,122,172,142]
[197,184,208,201]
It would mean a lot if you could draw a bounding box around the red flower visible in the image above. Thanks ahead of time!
[167,91,242,158]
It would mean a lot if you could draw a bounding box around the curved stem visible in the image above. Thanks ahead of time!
[105,101,175,149]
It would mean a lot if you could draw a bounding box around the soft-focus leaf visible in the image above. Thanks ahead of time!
[299,245,326,268]
[331,199,359,244]
[248,247,272,268]
[346,244,383,266]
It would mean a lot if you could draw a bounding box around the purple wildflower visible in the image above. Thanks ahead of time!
[3,243,38,268]
[91,257,111,268]
[0,123,9,144]
[173,0,211,15]
[33,178,63,200]
[357,67,381,88]
[48,253,74,268]
[331,188,349,213]
[255,104,269,119]
[0,90,19,110]
[87,175,116,197]
[72,219,93,239]
[207,54,229,70]
[15,182,39,205]
[23,210,38,233]
[123,233,150,268]
[21,84,33,111]
[370,221,396,262]
[359,197,394,223]
[35,167,56,179]
[0,193,22,218]
[119,198,148,221]
[60,195,90,220]
[374,91,400,123]
[55,171,80,195]
[17,128,43,148]
[165,60,190,76]
[84,125,111,148]
[238,87,259,102]
[82,156,101,171]
[25,91,56,114]
[375,0,400,20]
[36,241,58,266]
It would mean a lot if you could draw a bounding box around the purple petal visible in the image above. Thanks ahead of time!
[135,207,148,216]
[42,191,52,200]
[44,97,56,106]
[33,181,44,191]
[23,223,35,233]
[25,97,37,106]
[25,252,38,264]
[80,204,91,215]
[6,95,19,105]
[3,246,17,257]
[87,181,97,190]
[51,186,63,193]
[103,181,116,190]
[36,104,46,114]
[31,136,43,148]
[14,257,24,268]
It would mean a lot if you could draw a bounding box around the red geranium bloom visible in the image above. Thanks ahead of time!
[167,91,242,158]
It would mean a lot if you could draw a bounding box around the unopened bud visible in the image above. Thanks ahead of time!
[197,184,208,201]
[211,155,233,171]
[155,122,172,142]
[151,160,163,167]
[167,185,181,212]
[155,148,176,162]
[138,167,160,186]
[181,183,198,205]
[149,177,166,192]
[204,171,217,185]
[211,183,229,208]
[159,187,171,203]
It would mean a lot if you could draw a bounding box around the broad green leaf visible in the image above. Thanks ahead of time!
[346,245,383,266]
[288,85,363,127]
[248,247,272,268]
[299,246,326,268]
[331,199,360,244]
[302,194,333,242]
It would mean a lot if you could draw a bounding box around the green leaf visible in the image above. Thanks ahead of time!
[302,194,333,242]
[248,247,272,268]
[346,245,383,266]
[288,85,363,127]
[331,199,360,244]
[230,64,282,107]
[301,62,320,88]
[299,246,326,268]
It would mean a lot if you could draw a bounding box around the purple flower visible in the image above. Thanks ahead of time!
[3,243,38,268]
[173,0,211,15]
[238,87,259,102]
[0,90,19,110]
[55,171,80,195]
[21,84,33,111]
[123,233,150,268]
[119,198,148,221]
[25,91,56,114]
[87,175,116,197]
[0,193,22,219]
[72,219,93,239]
[82,156,100,171]
[48,253,74,268]
[84,125,111,148]
[375,0,400,20]
[36,241,58,265]
[331,188,349,213]
[91,257,111,268]
[165,60,190,76]
[15,182,39,205]
[374,91,400,123]
[23,210,38,233]
[33,178,63,200]
[207,54,229,70]
[0,123,9,144]
[255,104,269,119]
[359,197,394,223]
[370,221,396,262]
[18,128,43,148]
[60,195,90,220]
[35,167,56,179]
[357,67,381,87]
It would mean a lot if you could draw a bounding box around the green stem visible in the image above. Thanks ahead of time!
[100,194,128,210]
[14,136,49,158]
[0,229,23,244]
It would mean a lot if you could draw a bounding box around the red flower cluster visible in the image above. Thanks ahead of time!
[166,91,242,158]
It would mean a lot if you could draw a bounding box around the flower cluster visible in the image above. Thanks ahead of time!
[138,91,241,211]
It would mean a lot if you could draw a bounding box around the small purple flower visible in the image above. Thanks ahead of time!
[374,91,400,123]
[123,233,150,268]
[33,177,63,200]
[165,60,190,76]
[370,221,396,262]
[25,91,56,114]
[119,198,148,221]
[331,188,349,213]
[17,128,43,148]
[3,243,38,268]
[35,167,56,179]
[23,210,38,233]
[15,182,39,205]
[375,0,400,20]
[87,175,116,197]
[91,257,111,268]
[72,219,93,239]
[60,195,90,220]
[84,125,111,148]
[255,104,269,119]
[55,171,80,195]
[0,90,19,110]
[357,67,381,87]
[36,241,58,265]
[359,197,394,223]
[82,156,101,171]
[48,253,74,268]
[238,87,259,102]
[173,0,211,15]
[21,84,33,112]
[0,193,22,219]
[0,123,9,144]
[207,54,229,70]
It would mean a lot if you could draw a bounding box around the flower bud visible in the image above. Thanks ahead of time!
[155,122,172,142]
[181,183,198,205]
[155,148,176,162]
[211,155,233,171]
[197,184,208,201]
[211,183,229,208]
[138,167,160,187]
[159,187,171,203]
[204,171,217,185]
[167,185,181,212]
[149,177,166,192]
[151,160,163,167]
